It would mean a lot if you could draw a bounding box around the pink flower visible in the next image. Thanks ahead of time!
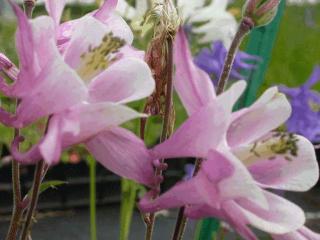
[0,1,156,187]
[139,29,319,238]
[272,226,320,240]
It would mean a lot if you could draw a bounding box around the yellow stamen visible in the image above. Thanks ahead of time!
[77,33,125,82]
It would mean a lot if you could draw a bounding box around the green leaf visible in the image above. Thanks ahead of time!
[120,179,139,240]
[28,180,67,197]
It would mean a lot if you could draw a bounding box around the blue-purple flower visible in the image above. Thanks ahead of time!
[194,41,259,85]
[280,66,320,143]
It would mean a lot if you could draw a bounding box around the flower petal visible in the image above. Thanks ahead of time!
[96,12,133,44]
[139,175,208,213]
[85,126,155,186]
[246,135,319,191]
[9,1,33,74]
[45,0,66,26]
[272,227,320,240]
[39,102,146,164]
[216,151,268,209]
[14,44,87,127]
[174,28,216,115]
[152,101,229,160]
[192,13,237,48]
[227,87,292,148]
[236,190,305,234]
[223,201,259,240]
[304,66,320,89]
[63,16,114,69]
[93,0,118,20]
[88,58,154,104]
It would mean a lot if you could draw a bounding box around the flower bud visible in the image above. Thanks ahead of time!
[243,0,281,27]
[0,53,19,81]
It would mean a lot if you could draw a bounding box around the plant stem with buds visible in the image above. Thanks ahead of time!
[19,160,44,240]
[23,0,36,19]
[145,37,174,240]
[216,18,254,95]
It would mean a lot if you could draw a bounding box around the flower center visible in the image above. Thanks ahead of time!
[308,100,320,113]
[234,132,299,166]
[77,33,125,82]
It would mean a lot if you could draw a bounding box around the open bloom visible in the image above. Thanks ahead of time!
[139,29,319,239]
[280,66,320,143]
[116,0,237,47]
[194,40,259,84]
[273,226,320,240]
[0,1,156,187]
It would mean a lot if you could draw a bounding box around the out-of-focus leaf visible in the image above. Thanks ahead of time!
[28,181,67,197]
[120,179,139,240]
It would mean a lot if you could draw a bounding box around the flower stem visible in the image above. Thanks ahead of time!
[89,156,97,240]
[5,130,23,240]
[19,160,45,240]
[216,18,254,95]
[23,0,35,19]
[170,158,202,240]
[171,18,254,240]
[145,37,174,240]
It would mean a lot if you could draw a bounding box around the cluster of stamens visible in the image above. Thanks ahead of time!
[77,33,125,81]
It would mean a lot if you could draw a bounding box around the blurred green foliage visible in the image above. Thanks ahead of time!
[264,5,320,90]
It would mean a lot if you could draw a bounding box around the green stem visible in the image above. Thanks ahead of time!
[5,129,23,240]
[120,180,138,240]
[216,18,253,95]
[89,156,97,240]
[19,160,45,240]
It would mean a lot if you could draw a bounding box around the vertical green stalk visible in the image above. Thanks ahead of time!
[120,179,138,240]
[20,160,45,240]
[5,129,23,240]
[89,156,97,240]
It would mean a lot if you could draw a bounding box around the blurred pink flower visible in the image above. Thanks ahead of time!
[273,226,320,240]
[139,29,319,238]
[0,1,156,187]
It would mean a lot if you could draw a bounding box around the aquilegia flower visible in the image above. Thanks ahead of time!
[117,0,237,47]
[273,226,320,240]
[0,1,157,187]
[139,29,319,239]
[194,41,259,84]
[280,66,320,143]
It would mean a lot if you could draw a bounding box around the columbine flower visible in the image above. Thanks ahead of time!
[272,226,320,240]
[0,1,157,187]
[139,29,319,239]
[194,41,259,84]
[116,0,237,47]
[280,66,320,143]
